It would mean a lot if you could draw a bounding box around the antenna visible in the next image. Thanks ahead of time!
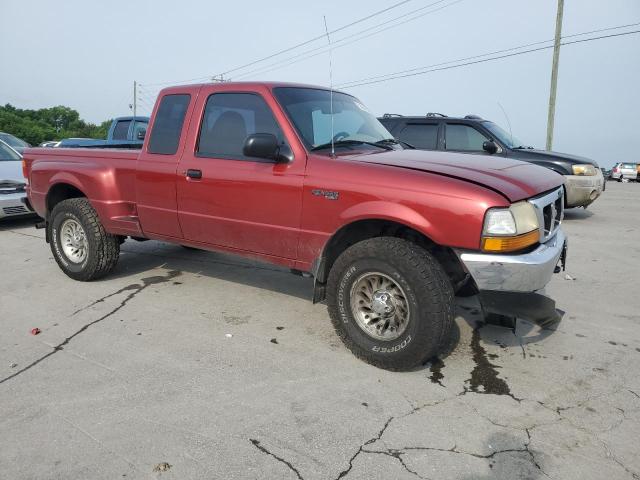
[323,15,335,158]
[497,102,514,148]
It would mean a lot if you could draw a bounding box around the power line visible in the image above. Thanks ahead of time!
[232,0,465,80]
[337,21,640,88]
[337,27,640,88]
[217,0,415,77]
[140,0,415,88]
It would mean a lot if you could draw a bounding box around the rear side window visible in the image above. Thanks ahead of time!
[197,93,284,160]
[398,123,439,150]
[112,120,131,140]
[445,124,488,151]
[132,120,147,140]
[148,94,191,155]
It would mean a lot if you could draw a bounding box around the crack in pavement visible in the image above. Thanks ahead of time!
[359,426,548,478]
[0,270,181,386]
[536,395,640,478]
[359,448,432,480]
[250,439,304,480]
[335,416,395,480]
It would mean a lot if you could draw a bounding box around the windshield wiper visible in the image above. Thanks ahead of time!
[375,138,414,149]
[311,139,393,151]
[513,145,534,150]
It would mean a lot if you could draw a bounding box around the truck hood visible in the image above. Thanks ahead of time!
[347,149,565,202]
[512,148,599,168]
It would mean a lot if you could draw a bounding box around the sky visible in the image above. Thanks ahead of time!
[1,0,638,167]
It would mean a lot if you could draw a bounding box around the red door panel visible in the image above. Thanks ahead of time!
[176,159,303,258]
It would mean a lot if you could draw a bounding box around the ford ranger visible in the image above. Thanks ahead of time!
[23,82,567,371]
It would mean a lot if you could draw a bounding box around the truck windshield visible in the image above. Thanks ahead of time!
[274,87,394,151]
[482,121,526,149]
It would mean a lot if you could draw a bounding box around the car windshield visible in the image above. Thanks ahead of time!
[273,87,394,151]
[622,163,637,169]
[0,133,29,149]
[482,121,526,149]
[0,141,21,161]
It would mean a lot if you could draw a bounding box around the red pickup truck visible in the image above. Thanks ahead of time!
[23,82,567,370]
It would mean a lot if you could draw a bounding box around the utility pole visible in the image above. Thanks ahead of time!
[133,80,137,119]
[546,0,564,151]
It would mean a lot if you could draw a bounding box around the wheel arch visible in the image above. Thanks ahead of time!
[46,182,87,218]
[311,218,474,303]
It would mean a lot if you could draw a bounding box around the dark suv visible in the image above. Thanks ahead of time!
[378,113,604,208]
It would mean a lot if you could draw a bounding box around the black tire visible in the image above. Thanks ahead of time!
[49,198,120,281]
[326,237,454,371]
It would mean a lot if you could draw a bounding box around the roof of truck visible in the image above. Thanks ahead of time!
[159,81,336,95]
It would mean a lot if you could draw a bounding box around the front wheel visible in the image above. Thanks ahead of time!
[326,237,454,371]
[49,198,120,281]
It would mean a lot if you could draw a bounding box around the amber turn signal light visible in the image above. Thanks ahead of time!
[481,229,539,253]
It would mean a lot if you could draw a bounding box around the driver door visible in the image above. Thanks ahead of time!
[176,90,304,259]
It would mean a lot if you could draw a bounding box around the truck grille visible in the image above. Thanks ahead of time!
[528,186,564,243]
[542,194,563,236]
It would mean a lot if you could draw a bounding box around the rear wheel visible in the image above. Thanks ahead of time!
[49,198,120,281]
[326,237,454,371]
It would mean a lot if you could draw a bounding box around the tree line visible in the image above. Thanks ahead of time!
[0,104,111,146]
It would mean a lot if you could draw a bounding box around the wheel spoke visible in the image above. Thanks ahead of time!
[350,272,410,341]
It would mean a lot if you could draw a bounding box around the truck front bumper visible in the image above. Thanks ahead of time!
[0,191,35,219]
[455,228,567,327]
[565,171,604,207]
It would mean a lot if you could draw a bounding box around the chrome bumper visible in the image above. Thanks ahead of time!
[565,171,604,207]
[456,228,566,293]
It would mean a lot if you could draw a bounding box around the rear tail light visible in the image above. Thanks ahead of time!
[21,159,30,185]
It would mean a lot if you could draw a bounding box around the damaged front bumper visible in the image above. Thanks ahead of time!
[456,228,567,327]
[565,171,604,207]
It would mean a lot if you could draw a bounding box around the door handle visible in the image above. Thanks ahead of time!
[185,169,202,179]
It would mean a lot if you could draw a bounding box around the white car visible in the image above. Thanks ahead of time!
[0,140,36,219]
[611,162,638,182]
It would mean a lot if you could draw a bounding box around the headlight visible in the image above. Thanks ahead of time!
[572,164,596,176]
[482,201,540,253]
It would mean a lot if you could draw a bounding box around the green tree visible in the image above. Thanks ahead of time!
[0,104,112,146]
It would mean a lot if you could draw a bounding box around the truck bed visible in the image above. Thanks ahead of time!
[25,147,142,237]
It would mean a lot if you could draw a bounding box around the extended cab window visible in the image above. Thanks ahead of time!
[148,94,190,155]
[197,93,285,160]
[445,124,488,151]
[399,123,439,150]
[112,120,131,140]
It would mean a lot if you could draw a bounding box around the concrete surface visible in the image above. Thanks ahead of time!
[1,181,639,480]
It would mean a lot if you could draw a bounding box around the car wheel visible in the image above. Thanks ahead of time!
[326,237,454,371]
[49,198,120,281]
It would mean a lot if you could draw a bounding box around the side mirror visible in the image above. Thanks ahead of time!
[137,129,146,140]
[483,140,498,154]
[243,133,292,163]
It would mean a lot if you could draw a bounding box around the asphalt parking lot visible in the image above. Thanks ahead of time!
[1,181,639,480]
